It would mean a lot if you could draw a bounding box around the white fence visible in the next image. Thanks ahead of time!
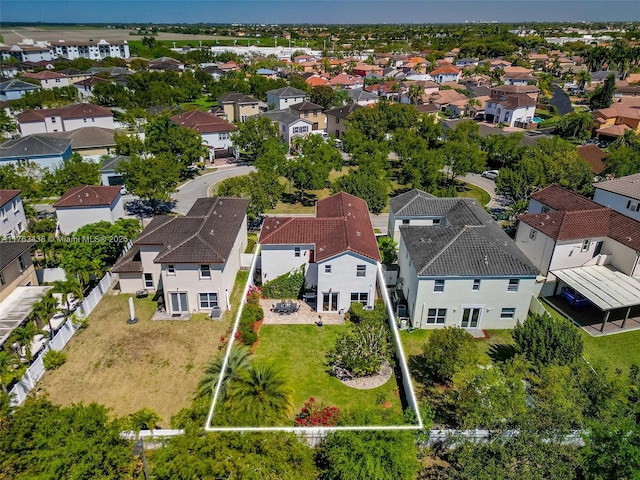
[9,268,119,406]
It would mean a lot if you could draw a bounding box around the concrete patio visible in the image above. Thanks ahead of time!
[259,299,345,325]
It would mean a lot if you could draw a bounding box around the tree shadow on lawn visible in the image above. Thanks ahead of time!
[487,343,517,363]
[125,199,176,218]
[281,192,318,207]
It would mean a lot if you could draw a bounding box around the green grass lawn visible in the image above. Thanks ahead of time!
[180,97,217,111]
[253,324,403,422]
[455,180,491,206]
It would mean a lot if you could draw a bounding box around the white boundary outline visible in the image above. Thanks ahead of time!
[204,246,423,433]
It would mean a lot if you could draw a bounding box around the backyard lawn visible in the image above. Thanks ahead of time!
[580,330,640,374]
[38,294,231,425]
[252,324,404,423]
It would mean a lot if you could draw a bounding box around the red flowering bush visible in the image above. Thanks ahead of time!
[246,286,263,304]
[294,397,341,427]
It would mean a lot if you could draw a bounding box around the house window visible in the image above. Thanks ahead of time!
[500,308,516,320]
[426,308,447,324]
[336,118,340,124]
[199,292,218,308]
[581,239,590,252]
[472,279,481,291]
[626,200,640,212]
[0,272,4,286]
[433,219,441,225]
[200,265,211,278]
[219,132,229,140]
[313,111,318,117]
[507,279,520,292]
[324,265,331,274]
[18,255,25,272]
[294,247,301,257]
[144,273,153,288]
[529,229,537,240]
[402,219,410,225]
[167,265,175,275]
[83,118,87,123]
[351,292,368,304]
[541,206,550,213]
[434,279,445,292]
[356,265,366,277]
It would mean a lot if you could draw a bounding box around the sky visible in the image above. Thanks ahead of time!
[2,0,640,24]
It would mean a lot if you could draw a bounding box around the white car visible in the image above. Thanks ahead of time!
[481,170,499,180]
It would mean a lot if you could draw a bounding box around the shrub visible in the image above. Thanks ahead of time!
[512,312,583,367]
[327,322,390,378]
[242,303,264,324]
[261,266,304,299]
[246,286,262,304]
[295,397,341,426]
[417,327,479,385]
[43,349,67,370]
[348,299,387,324]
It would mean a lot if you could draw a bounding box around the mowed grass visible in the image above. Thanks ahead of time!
[253,324,403,422]
[39,294,230,425]
[455,180,491,206]
[580,330,640,374]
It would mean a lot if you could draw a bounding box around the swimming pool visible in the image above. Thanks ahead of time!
[533,117,543,123]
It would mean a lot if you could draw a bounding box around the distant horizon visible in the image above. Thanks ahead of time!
[3,1,640,25]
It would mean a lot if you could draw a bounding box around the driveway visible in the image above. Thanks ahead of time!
[172,164,254,215]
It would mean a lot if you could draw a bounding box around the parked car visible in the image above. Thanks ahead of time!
[481,170,499,180]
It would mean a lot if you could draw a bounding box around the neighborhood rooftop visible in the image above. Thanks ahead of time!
[53,185,122,208]
[594,173,640,201]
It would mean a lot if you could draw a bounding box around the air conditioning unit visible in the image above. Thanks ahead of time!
[363,305,374,311]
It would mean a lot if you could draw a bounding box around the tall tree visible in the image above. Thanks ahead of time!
[589,73,616,110]
[230,116,281,162]
[42,153,101,195]
[144,115,207,169]
[216,170,284,220]
[117,154,180,213]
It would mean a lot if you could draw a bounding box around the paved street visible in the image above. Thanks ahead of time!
[172,164,255,215]
[461,172,505,208]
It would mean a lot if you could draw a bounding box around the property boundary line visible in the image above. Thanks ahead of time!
[204,249,423,434]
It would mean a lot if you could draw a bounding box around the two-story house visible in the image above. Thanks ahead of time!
[260,109,314,147]
[0,135,72,170]
[18,104,115,135]
[429,65,461,84]
[324,103,362,139]
[217,92,267,123]
[289,101,326,131]
[113,197,249,317]
[0,190,27,239]
[489,84,540,102]
[266,86,306,110]
[259,192,381,313]
[21,71,71,90]
[73,76,110,99]
[484,93,537,127]
[0,241,38,304]
[53,185,125,234]
[170,110,236,161]
[390,190,540,330]
[593,173,640,222]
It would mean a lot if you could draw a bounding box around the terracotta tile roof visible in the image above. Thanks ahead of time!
[594,173,640,201]
[519,208,611,241]
[329,73,360,86]
[259,192,380,262]
[54,185,121,208]
[18,103,113,123]
[576,144,607,174]
[597,124,632,137]
[21,71,67,80]
[530,184,602,212]
[0,189,21,208]
[306,76,330,87]
[170,110,236,134]
[430,65,461,76]
[491,84,540,95]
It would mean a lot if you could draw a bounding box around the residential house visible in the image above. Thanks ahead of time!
[390,189,540,329]
[260,109,314,147]
[329,73,362,89]
[289,101,326,131]
[490,84,540,102]
[484,94,537,128]
[73,76,110,99]
[113,197,249,317]
[503,73,538,86]
[100,155,129,187]
[593,173,640,222]
[429,65,461,84]
[259,192,381,313]
[37,127,118,161]
[58,68,91,83]
[0,78,41,101]
[425,89,469,112]
[348,88,379,106]
[0,64,19,78]
[0,135,72,170]
[18,104,115,135]
[256,68,278,79]
[0,241,39,304]
[455,58,479,68]
[516,184,640,279]
[148,57,184,72]
[353,64,384,77]
[0,190,27,239]
[305,75,330,88]
[266,86,307,110]
[325,103,362,139]
[576,144,606,176]
[171,110,236,161]
[593,104,640,140]
[217,92,266,123]
[53,185,124,234]
[21,71,71,90]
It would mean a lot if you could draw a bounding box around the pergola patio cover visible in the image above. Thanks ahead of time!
[552,265,640,311]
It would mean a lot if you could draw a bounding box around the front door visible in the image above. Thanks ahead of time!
[170,292,188,314]
[461,307,481,328]
[322,292,339,312]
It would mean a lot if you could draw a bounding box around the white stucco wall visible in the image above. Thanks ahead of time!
[548,237,607,273]
[63,116,114,132]
[260,243,314,283]
[527,198,552,214]
[39,77,71,90]
[267,93,306,110]
[118,272,144,293]
[201,131,233,150]
[593,189,640,222]
[55,197,123,234]
[316,252,377,313]
[515,224,557,275]
[388,214,443,243]
[601,238,640,277]
[0,194,27,238]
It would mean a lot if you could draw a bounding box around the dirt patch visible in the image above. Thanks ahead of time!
[37,294,229,426]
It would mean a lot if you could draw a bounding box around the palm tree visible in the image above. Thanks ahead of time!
[466,98,481,118]
[196,344,251,400]
[612,129,639,148]
[31,292,58,338]
[128,407,161,433]
[52,278,83,316]
[576,70,591,90]
[225,362,293,424]
[407,84,423,105]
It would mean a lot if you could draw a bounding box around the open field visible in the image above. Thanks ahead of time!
[252,324,404,422]
[0,27,245,45]
[38,293,230,425]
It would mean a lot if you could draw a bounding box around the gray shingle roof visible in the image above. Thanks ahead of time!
[0,78,41,92]
[36,127,118,149]
[348,88,379,101]
[594,173,640,201]
[101,155,130,172]
[0,135,71,158]
[261,109,312,125]
[0,241,33,271]
[324,103,362,120]
[266,86,307,98]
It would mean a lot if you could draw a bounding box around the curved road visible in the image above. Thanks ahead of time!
[173,165,254,215]
[461,173,503,208]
